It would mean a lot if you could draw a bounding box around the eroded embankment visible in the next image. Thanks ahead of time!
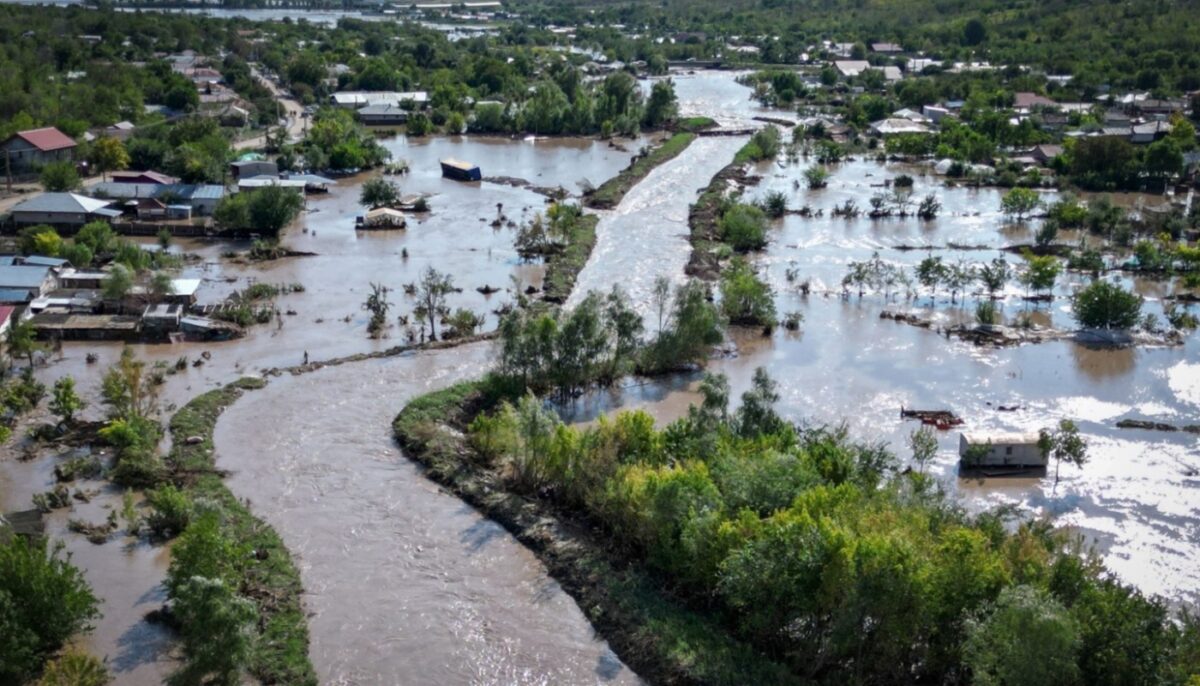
[392,382,799,686]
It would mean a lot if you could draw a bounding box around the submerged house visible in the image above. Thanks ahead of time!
[959,433,1045,470]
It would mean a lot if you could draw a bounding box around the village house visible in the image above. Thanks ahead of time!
[357,104,410,125]
[870,117,932,136]
[0,258,61,304]
[959,433,1045,470]
[89,182,226,216]
[834,60,870,78]
[230,160,278,179]
[109,170,179,185]
[870,42,903,54]
[9,192,120,228]
[330,91,429,110]
[0,127,77,175]
[1013,92,1058,114]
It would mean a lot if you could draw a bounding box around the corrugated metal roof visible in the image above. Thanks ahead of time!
[19,256,68,267]
[0,265,51,289]
[12,192,112,215]
[8,127,76,152]
[0,288,34,304]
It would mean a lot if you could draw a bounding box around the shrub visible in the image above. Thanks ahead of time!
[0,538,100,683]
[145,484,194,539]
[720,203,768,252]
[720,258,776,327]
[36,650,110,686]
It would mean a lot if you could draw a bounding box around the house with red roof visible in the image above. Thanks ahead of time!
[0,127,78,175]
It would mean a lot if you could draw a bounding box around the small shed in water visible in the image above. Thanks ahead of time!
[959,432,1045,470]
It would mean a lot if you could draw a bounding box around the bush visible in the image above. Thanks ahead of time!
[1071,280,1143,330]
[36,650,110,686]
[720,258,776,327]
[0,538,100,683]
[720,203,768,252]
[145,484,194,539]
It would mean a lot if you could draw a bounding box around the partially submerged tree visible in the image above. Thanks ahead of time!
[49,376,86,425]
[1071,280,1142,330]
[1039,419,1088,487]
[1001,187,1042,221]
[360,177,400,209]
[907,425,938,474]
[363,282,390,337]
[413,267,455,341]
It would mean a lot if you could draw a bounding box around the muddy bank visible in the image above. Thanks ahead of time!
[686,161,760,280]
[393,382,796,686]
[583,132,695,210]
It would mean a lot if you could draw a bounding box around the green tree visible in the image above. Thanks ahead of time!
[1071,279,1142,329]
[101,264,134,303]
[247,186,303,236]
[213,193,251,231]
[1039,419,1089,487]
[5,317,41,368]
[89,136,130,181]
[1001,187,1042,220]
[363,282,390,337]
[169,576,255,686]
[978,257,1010,297]
[916,255,948,301]
[720,203,768,252]
[0,537,100,683]
[720,257,776,327]
[643,79,678,128]
[75,221,117,256]
[964,585,1080,686]
[908,425,938,473]
[40,160,79,191]
[49,376,86,424]
[360,177,399,209]
[19,225,63,256]
[149,271,175,303]
[1020,253,1061,297]
[414,266,454,341]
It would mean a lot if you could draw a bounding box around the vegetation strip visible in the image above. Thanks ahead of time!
[165,377,317,686]
[584,132,698,209]
[393,382,797,685]
[541,213,598,304]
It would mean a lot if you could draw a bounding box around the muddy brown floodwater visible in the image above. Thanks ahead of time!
[567,137,1200,606]
[2,133,651,685]
[213,344,641,685]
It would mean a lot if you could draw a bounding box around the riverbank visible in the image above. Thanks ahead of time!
[686,146,759,280]
[392,380,798,686]
[584,132,698,209]
[165,378,317,685]
[542,214,599,304]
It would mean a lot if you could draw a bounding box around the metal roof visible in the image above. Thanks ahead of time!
[11,192,112,215]
[0,288,34,304]
[0,265,52,289]
[90,183,224,202]
[6,127,76,152]
[19,256,68,268]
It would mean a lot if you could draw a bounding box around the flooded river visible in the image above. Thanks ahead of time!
[213,345,640,685]
[2,68,1196,684]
